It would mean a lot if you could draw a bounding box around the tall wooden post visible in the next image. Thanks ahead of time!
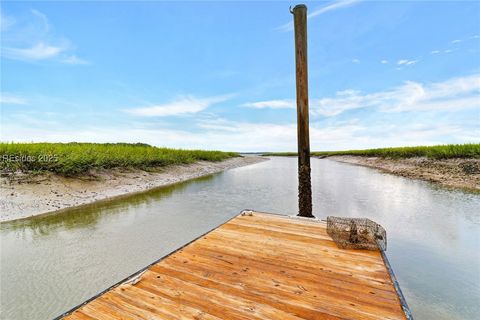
[292,4,314,218]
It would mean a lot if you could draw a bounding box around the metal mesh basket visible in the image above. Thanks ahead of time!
[326,216,387,251]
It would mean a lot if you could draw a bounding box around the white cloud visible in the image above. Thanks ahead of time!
[201,120,371,151]
[451,39,462,44]
[309,90,365,116]
[243,100,295,109]
[126,94,233,117]
[309,0,360,18]
[317,74,480,114]
[1,9,87,64]
[397,59,418,66]
[381,60,388,64]
[2,42,66,61]
[277,0,361,31]
[444,49,453,53]
[30,9,49,32]
[430,50,440,54]
[0,93,28,105]
[2,117,476,152]
[352,59,360,64]
[61,55,89,65]
[243,74,480,117]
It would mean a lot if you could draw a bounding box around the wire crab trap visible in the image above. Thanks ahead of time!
[326,216,387,251]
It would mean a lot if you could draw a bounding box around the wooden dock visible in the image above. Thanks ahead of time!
[59,211,409,320]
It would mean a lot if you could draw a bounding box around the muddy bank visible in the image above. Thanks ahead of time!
[328,155,480,192]
[0,156,267,222]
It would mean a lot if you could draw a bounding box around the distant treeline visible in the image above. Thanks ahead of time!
[263,144,480,159]
[0,142,238,175]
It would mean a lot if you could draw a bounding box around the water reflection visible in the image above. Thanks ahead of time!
[1,174,216,236]
[1,157,479,320]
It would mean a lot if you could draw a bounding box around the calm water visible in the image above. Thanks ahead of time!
[1,157,479,320]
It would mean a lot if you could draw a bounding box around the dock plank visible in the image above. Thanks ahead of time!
[62,211,407,320]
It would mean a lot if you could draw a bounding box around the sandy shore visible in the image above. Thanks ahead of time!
[328,155,480,192]
[0,156,267,222]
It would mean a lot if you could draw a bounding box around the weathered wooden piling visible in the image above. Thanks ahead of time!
[292,4,313,218]
[55,5,413,319]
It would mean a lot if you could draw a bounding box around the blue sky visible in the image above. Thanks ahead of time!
[1,0,479,152]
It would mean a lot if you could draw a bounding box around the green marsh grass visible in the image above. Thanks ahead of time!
[264,144,480,159]
[0,142,238,176]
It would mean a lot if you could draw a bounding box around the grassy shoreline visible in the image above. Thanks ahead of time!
[0,142,238,176]
[263,144,480,159]
[0,156,266,222]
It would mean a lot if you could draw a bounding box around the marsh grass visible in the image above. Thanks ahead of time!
[264,144,480,159]
[0,142,238,176]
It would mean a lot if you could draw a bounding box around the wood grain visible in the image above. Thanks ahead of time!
[63,212,407,319]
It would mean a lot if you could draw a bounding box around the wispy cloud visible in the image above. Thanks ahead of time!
[0,93,28,105]
[61,55,90,65]
[313,74,480,115]
[352,58,360,64]
[243,74,480,117]
[126,94,233,117]
[243,100,294,109]
[428,36,479,56]
[30,9,49,32]
[381,60,388,64]
[277,0,361,31]
[397,59,418,66]
[2,42,66,61]
[309,0,360,18]
[1,9,88,64]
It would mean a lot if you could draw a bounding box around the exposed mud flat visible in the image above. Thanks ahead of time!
[0,156,267,222]
[329,155,480,192]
